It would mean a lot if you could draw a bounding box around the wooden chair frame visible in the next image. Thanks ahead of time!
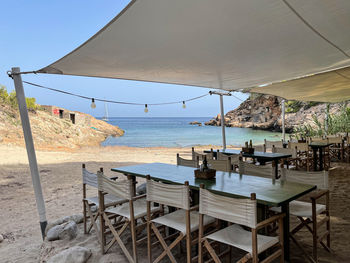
[198,186,285,263]
[275,165,332,263]
[82,165,120,242]
[98,171,160,263]
[146,177,208,263]
[289,189,330,263]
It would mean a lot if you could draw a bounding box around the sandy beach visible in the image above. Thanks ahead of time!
[1,144,350,262]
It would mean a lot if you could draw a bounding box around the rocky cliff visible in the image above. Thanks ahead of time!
[205,94,343,133]
[0,104,124,150]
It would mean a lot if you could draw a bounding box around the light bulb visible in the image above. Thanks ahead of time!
[182,101,186,109]
[91,98,96,109]
[144,104,148,113]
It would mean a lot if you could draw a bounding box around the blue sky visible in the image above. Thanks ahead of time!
[1,0,248,117]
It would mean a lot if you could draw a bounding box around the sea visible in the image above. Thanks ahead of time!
[100,117,282,148]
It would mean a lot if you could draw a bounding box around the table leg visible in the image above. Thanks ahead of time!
[313,148,318,171]
[281,203,290,262]
[319,148,324,171]
[274,160,279,179]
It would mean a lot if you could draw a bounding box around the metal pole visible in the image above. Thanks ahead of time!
[219,94,227,150]
[11,67,47,239]
[282,99,286,142]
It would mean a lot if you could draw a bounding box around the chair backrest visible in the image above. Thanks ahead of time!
[280,168,329,190]
[239,160,274,178]
[192,148,214,161]
[264,139,283,150]
[254,144,266,152]
[82,165,98,188]
[272,146,297,158]
[327,136,343,144]
[216,151,240,165]
[97,171,133,200]
[146,179,190,210]
[288,142,309,152]
[207,158,233,172]
[177,154,199,168]
[310,136,327,143]
[199,188,257,228]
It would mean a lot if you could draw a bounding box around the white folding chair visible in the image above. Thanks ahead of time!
[198,186,285,263]
[82,165,126,242]
[146,177,215,263]
[97,171,160,263]
[216,151,240,170]
[270,167,334,263]
[207,158,233,172]
[177,153,200,168]
[265,139,283,152]
[238,158,274,179]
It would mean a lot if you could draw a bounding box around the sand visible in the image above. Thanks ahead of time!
[0,144,349,262]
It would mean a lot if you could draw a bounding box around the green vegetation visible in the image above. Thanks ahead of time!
[285,100,321,113]
[293,103,350,139]
[0,85,39,110]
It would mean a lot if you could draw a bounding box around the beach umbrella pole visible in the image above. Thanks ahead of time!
[11,67,47,239]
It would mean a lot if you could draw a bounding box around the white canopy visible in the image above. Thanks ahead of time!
[38,0,350,102]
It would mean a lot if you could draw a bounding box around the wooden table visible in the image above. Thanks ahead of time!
[309,142,332,171]
[112,162,316,262]
[205,149,292,179]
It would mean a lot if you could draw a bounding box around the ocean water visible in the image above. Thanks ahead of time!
[100,117,282,148]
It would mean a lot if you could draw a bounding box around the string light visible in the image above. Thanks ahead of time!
[91,98,96,109]
[21,80,211,109]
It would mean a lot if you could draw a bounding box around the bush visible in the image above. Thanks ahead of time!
[0,85,39,110]
[293,103,350,138]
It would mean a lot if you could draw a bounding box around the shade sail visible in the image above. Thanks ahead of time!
[38,0,350,102]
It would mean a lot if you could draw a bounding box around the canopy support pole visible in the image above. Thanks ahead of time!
[282,99,286,142]
[219,94,226,150]
[210,90,231,150]
[11,67,47,239]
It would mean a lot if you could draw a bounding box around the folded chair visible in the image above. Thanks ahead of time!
[177,153,200,168]
[270,166,334,263]
[146,177,215,263]
[97,170,160,263]
[82,165,126,242]
[198,186,285,263]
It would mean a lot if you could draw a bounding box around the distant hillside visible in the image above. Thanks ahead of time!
[0,86,124,150]
[205,94,345,133]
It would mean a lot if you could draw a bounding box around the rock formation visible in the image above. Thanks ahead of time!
[205,94,345,133]
[0,103,124,150]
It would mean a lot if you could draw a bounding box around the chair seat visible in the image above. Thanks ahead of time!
[205,224,279,254]
[270,200,326,218]
[151,209,215,234]
[106,198,160,219]
[84,194,127,207]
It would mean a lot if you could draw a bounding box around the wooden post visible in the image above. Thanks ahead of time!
[11,67,47,239]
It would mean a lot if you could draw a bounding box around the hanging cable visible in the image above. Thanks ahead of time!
[22,80,209,106]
